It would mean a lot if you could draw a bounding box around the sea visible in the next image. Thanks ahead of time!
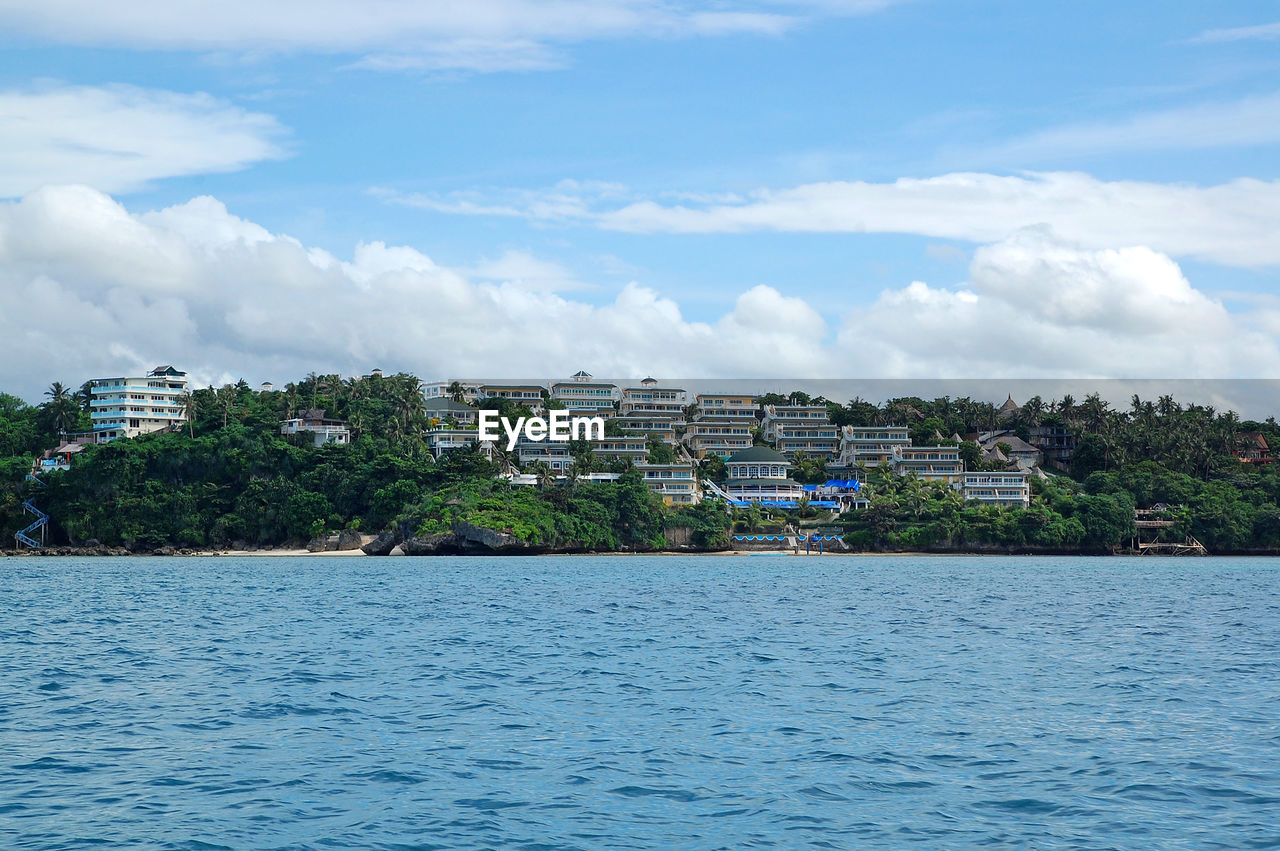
[2,555,1278,849]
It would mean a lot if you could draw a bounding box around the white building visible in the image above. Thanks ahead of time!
[426,428,482,458]
[722,445,806,503]
[281,409,351,447]
[620,378,687,417]
[695,393,758,420]
[889,445,964,482]
[837,425,911,467]
[612,415,681,445]
[637,462,700,505]
[960,471,1031,507]
[760,404,831,441]
[684,419,754,458]
[550,371,618,416]
[590,436,650,463]
[89,365,189,441]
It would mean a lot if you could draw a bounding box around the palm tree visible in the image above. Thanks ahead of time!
[177,392,199,438]
[215,385,238,428]
[447,381,467,403]
[44,382,78,434]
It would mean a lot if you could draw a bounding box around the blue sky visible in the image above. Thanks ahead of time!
[2,1,1280,397]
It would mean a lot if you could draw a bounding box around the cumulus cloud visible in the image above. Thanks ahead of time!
[1,187,1277,403]
[0,1,888,72]
[842,228,1280,378]
[0,83,286,197]
[395,171,1280,267]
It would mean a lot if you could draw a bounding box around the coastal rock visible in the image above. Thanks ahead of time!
[306,536,329,553]
[336,529,363,551]
[361,531,399,556]
[453,522,532,552]
[401,533,456,555]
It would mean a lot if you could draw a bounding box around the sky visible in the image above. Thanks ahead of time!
[3,1,1280,401]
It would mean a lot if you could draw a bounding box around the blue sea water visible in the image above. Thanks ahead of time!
[1,555,1278,849]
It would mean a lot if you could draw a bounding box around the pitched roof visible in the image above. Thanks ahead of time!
[727,445,788,463]
[424,397,475,413]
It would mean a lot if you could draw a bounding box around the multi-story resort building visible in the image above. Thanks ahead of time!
[590,436,650,464]
[426,428,481,459]
[775,423,841,459]
[695,393,758,420]
[612,415,681,445]
[480,384,546,412]
[620,379,687,417]
[836,425,911,467]
[280,409,351,447]
[889,445,964,482]
[550,372,618,416]
[89,365,189,441]
[637,462,700,505]
[684,419,754,459]
[515,438,573,472]
[722,446,805,503]
[422,380,484,404]
[959,471,1031,507]
[760,405,831,441]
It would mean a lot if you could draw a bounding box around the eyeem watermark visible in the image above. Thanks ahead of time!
[478,410,605,450]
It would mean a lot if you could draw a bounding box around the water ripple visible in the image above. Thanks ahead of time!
[1,555,1279,848]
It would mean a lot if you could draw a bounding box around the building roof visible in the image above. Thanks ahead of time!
[997,394,1021,418]
[982,434,1040,455]
[727,445,788,463]
[424,397,475,413]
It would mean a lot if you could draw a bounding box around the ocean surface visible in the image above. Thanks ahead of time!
[2,555,1278,849]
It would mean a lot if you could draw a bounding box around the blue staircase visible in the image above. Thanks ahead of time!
[15,474,48,549]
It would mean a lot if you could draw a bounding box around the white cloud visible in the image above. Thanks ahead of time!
[843,228,1280,378]
[0,1,892,71]
[414,171,1280,267]
[0,83,286,197]
[1187,21,1280,43]
[993,92,1280,160]
[2,187,1277,403]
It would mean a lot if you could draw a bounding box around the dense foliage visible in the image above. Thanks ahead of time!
[5,376,1280,554]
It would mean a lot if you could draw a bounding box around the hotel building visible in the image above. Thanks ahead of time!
[888,445,964,482]
[637,462,700,505]
[837,425,912,467]
[550,372,617,416]
[684,419,754,458]
[722,445,805,503]
[620,379,687,417]
[89,365,189,441]
[959,471,1031,508]
[695,393,758,420]
[612,415,681,445]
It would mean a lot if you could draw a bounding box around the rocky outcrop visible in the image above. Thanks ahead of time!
[306,536,331,553]
[336,529,363,551]
[399,523,541,555]
[361,531,399,556]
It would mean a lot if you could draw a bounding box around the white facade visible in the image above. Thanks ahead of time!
[620,382,687,417]
[890,445,964,481]
[90,365,188,441]
[959,472,1031,507]
[637,462,700,505]
[551,373,618,415]
[281,410,351,447]
[837,426,911,467]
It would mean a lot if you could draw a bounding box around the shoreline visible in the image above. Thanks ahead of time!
[6,546,1273,557]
